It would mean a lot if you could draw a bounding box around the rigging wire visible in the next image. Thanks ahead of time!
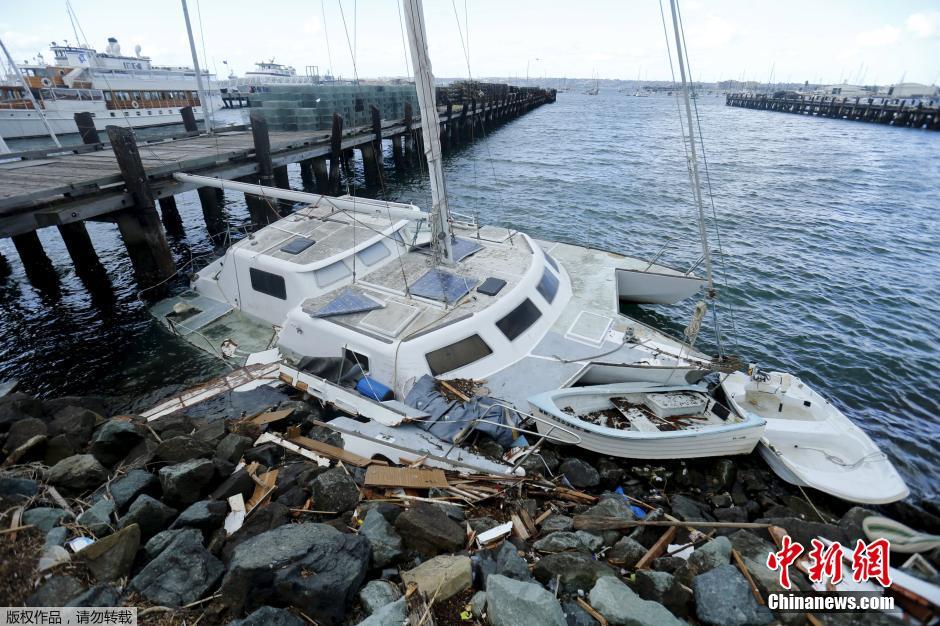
[321,0,335,78]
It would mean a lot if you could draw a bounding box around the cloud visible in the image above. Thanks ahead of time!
[855,25,901,47]
[686,15,737,49]
[906,11,940,38]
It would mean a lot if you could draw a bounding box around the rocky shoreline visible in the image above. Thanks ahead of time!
[1,387,938,625]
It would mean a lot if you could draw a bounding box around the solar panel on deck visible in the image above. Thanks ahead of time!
[451,238,484,262]
[409,269,478,304]
[477,277,507,296]
[310,288,384,318]
[280,237,316,255]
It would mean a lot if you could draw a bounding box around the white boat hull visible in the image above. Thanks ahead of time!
[0,104,215,140]
[528,383,765,459]
[722,371,909,504]
[616,267,704,305]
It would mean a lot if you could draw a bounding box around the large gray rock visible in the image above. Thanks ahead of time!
[559,458,599,489]
[670,494,713,522]
[131,528,223,607]
[607,536,647,568]
[65,584,121,608]
[589,576,684,626]
[541,514,573,534]
[4,417,47,451]
[0,476,39,502]
[172,499,228,532]
[118,494,177,539]
[533,551,616,593]
[402,555,471,602]
[394,503,465,557]
[155,435,215,464]
[272,530,371,625]
[676,535,732,585]
[358,579,401,615]
[89,419,144,465]
[355,598,406,626]
[220,501,290,561]
[228,606,306,626]
[563,600,601,626]
[108,469,158,511]
[635,570,691,618]
[216,433,253,464]
[534,531,593,553]
[25,575,85,607]
[79,523,141,581]
[23,507,73,533]
[77,499,114,537]
[48,406,99,447]
[46,454,109,494]
[144,528,203,561]
[486,574,566,626]
[310,467,360,514]
[693,564,774,626]
[360,509,403,567]
[221,523,354,615]
[159,458,216,505]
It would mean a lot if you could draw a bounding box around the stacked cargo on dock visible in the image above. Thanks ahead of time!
[246,84,418,131]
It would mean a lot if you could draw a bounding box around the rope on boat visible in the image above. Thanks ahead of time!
[684,300,708,347]
[793,444,887,470]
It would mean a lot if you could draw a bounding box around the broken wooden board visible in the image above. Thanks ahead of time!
[364,465,448,490]
[291,435,385,468]
[251,408,294,425]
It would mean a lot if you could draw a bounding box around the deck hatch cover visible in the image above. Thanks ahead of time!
[309,288,384,318]
[360,301,420,337]
[451,238,484,262]
[280,237,316,255]
[409,269,479,304]
[477,277,507,296]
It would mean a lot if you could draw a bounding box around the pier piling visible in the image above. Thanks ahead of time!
[106,125,176,289]
[197,186,226,240]
[157,197,186,239]
[12,231,56,286]
[328,113,343,195]
[180,106,198,133]
[73,112,101,145]
[312,158,329,193]
[247,110,278,226]
[299,159,315,189]
[57,221,105,281]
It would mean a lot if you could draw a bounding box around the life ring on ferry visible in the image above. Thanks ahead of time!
[40,77,53,87]
[131,100,140,109]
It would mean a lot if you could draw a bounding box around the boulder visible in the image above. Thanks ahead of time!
[589,576,684,626]
[652,556,686,574]
[216,433,253,464]
[228,606,306,626]
[541,514,574,534]
[402,555,472,602]
[172,499,228,532]
[46,454,109,494]
[394,503,465,557]
[486,574,566,626]
[676,535,732,585]
[559,458,600,489]
[355,598,406,626]
[25,575,85,607]
[471,590,487,618]
[0,476,39,502]
[47,406,99,447]
[220,501,290,561]
[596,458,626,489]
[118,494,177,539]
[670,494,714,522]
[360,509,403,567]
[310,467,360,514]
[159,458,216,505]
[243,442,284,467]
[839,506,877,545]
[693,564,774,626]
[520,448,560,476]
[563,600,601,626]
[23,507,73,533]
[149,413,195,440]
[729,529,810,597]
[108,469,158,511]
[77,499,114,537]
[756,517,847,548]
[65,584,121,608]
[272,531,371,625]
[131,528,224,607]
[145,528,203,561]
[4,417,47,451]
[89,419,144,465]
[79,523,141,581]
[43,434,78,466]
[211,467,256,501]
[533,551,616,593]
[0,393,43,430]
[607,536,647,568]
[155,435,215,465]
[358,579,401,615]
[534,531,593,553]
[493,541,531,581]
[44,527,69,550]
[635,570,691,617]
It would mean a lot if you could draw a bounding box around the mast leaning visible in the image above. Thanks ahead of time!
[181,0,214,133]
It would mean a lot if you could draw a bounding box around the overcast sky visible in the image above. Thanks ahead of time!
[2,0,938,85]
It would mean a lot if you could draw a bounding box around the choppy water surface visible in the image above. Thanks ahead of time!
[1,93,937,502]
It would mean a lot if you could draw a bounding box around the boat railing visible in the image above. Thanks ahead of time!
[685,254,704,276]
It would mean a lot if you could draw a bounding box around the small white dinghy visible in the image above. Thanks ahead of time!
[721,370,909,504]
[527,383,765,459]
[616,266,705,305]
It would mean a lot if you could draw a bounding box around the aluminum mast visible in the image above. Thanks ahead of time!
[402,0,454,265]
[181,0,213,133]
[0,37,61,147]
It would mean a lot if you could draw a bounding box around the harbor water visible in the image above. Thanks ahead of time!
[1,92,937,503]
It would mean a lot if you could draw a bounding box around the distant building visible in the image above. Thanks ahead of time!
[887,83,938,98]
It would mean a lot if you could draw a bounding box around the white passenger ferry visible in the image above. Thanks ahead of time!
[0,38,220,139]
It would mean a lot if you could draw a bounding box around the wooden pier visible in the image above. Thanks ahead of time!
[0,89,554,290]
[725,93,940,130]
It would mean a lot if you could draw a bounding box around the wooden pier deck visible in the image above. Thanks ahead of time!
[725,93,940,130]
[0,89,554,289]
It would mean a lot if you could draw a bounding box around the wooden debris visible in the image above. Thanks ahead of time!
[549,486,598,504]
[574,516,772,532]
[364,466,449,489]
[732,548,765,605]
[46,486,74,516]
[511,513,531,541]
[476,521,514,548]
[245,468,278,513]
[534,507,556,527]
[518,509,538,537]
[250,408,294,425]
[8,506,23,541]
[633,527,677,570]
[576,597,609,626]
[436,378,480,402]
[255,432,329,465]
[291,435,383,468]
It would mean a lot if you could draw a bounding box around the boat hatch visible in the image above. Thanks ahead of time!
[307,288,384,318]
[360,301,420,337]
[409,268,479,303]
[566,311,613,347]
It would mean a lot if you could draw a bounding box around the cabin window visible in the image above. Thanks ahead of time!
[545,251,559,273]
[357,241,390,266]
[344,348,369,372]
[315,260,352,288]
[496,298,542,341]
[425,334,493,376]
[249,268,287,300]
[536,267,559,304]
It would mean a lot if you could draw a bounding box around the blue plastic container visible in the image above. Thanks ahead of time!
[356,376,394,401]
